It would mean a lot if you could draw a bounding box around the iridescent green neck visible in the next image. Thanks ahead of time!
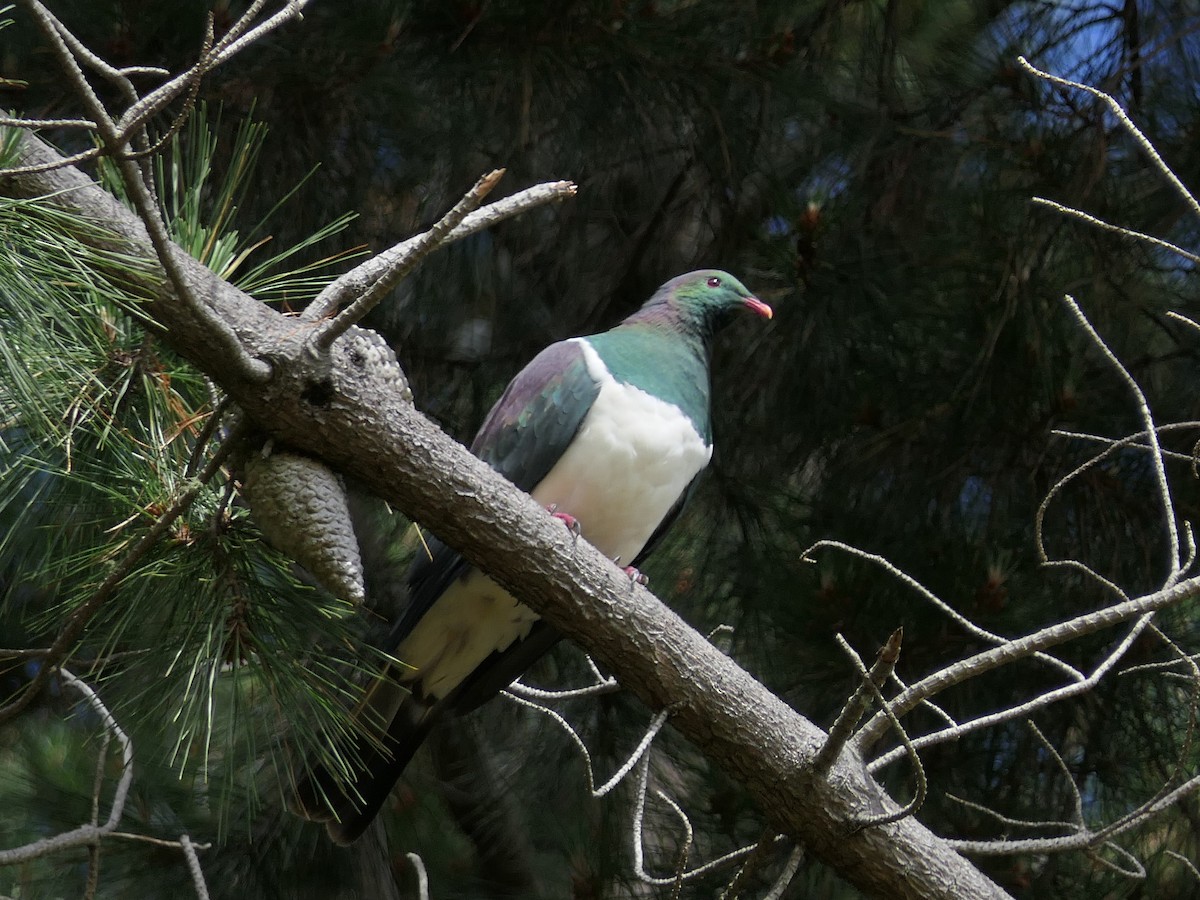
[585,325,712,442]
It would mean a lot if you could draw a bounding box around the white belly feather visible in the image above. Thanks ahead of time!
[399,337,711,699]
[530,339,711,564]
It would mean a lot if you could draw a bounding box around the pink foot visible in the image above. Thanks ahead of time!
[546,504,581,540]
[622,565,649,587]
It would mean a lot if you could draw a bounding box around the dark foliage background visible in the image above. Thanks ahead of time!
[3,1,1200,897]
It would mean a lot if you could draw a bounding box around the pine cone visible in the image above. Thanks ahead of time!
[242,449,366,605]
[338,325,413,405]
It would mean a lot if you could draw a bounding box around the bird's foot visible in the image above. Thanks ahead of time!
[546,504,581,543]
[622,565,649,587]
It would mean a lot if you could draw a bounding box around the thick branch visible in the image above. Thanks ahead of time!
[0,133,1009,900]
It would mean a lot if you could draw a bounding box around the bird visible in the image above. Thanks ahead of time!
[294,269,772,844]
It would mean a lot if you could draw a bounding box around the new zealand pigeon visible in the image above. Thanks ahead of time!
[295,269,771,843]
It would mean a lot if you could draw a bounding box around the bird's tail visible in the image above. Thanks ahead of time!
[292,672,440,845]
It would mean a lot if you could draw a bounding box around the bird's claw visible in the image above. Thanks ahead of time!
[546,504,581,543]
[622,565,648,587]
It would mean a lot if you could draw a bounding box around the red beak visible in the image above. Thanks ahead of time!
[743,297,773,319]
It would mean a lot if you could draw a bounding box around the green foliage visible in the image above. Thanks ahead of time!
[0,109,381,895]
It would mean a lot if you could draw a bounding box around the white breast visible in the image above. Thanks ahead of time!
[529,338,712,565]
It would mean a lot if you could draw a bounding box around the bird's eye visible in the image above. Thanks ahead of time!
[707,276,721,287]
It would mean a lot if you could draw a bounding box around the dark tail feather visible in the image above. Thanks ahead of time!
[293,692,441,846]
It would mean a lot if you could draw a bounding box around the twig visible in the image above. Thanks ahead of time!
[653,790,692,900]
[837,636,926,831]
[719,826,781,900]
[506,649,618,699]
[945,766,1200,867]
[865,608,1160,769]
[179,835,210,900]
[1138,623,1200,788]
[863,289,1200,759]
[46,9,157,187]
[857,570,1200,759]
[889,671,957,729]
[85,722,112,900]
[0,115,97,129]
[1092,625,1200,846]
[1166,310,1200,335]
[1059,294,1180,586]
[1050,425,1200,466]
[802,541,1082,683]
[630,750,790,887]
[761,845,804,900]
[20,0,271,385]
[946,792,1080,834]
[308,170,506,351]
[1166,850,1200,883]
[507,674,619,701]
[114,1,310,143]
[500,691,670,798]
[107,832,212,850]
[304,179,577,322]
[405,852,430,900]
[184,394,234,479]
[0,669,133,864]
[1018,56,1200,221]
[1030,197,1200,266]
[814,628,901,776]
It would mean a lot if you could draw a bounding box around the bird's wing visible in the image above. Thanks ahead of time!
[470,339,601,491]
[386,339,601,647]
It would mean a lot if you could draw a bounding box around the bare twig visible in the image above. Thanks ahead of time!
[1059,294,1180,585]
[889,671,957,730]
[184,394,235,479]
[1166,850,1200,883]
[405,852,430,900]
[719,827,783,900]
[308,170,506,351]
[1050,425,1200,466]
[85,721,113,900]
[761,845,804,900]
[114,1,310,143]
[304,179,577,322]
[107,832,211,850]
[0,669,133,864]
[1018,56,1200,221]
[507,673,619,701]
[0,141,102,176]
[1031,720,1085,827]
[1092,622,1199,847]
[630,750,790,887]
[814,628,902,776]
[947,773,1200,863]
[802,541,1082,682]
[1030,197,1200,266]
[0,114,97,129]
[179,835,210,900]
[862,284,1199,762]
[836,636,926,830]
[46,8,155,185]
[653,789,692,900]
[857,572,1200,758]
[500,690,670,798]
[20,0,271,384]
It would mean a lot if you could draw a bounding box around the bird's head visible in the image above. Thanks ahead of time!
[630,270,772,341]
